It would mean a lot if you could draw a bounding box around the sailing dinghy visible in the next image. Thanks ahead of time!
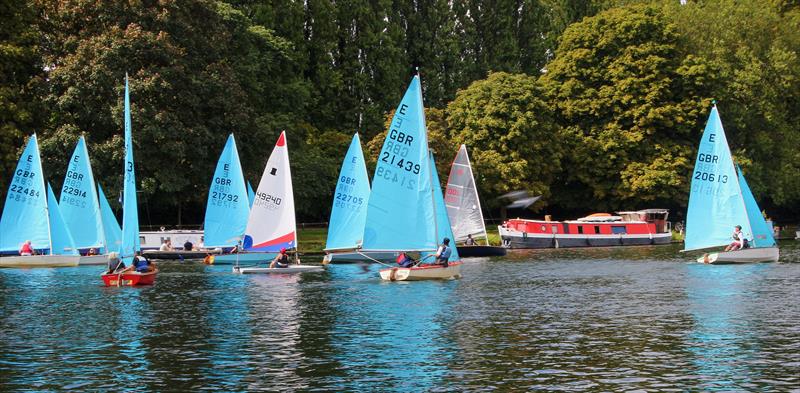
[231,131,323,274]
[444,144,506,257]
[101,76,158,285]
[360,75,461,281]
[0,135,81,268]
[323,133,397,264]
[684,104,779,264]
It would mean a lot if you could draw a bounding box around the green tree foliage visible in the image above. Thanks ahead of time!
[447,72,561,209]
[0,0,41,212]
[666,0,800,213]
[542,5,712,211]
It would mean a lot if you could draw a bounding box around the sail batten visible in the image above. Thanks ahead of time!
[325,133,371,251]
[204,134,249,248]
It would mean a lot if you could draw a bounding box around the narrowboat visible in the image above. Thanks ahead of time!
[498,209,672,249]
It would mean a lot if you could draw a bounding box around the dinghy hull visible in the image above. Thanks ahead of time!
[102,270,158,286]
[698,247,779,264]
[232,265,324,274]
[142,249,220,260]
[456,245,507,257]
[379,261,462,281]
[79,255,109,265]
[0,255,80,268]
[322,251,399,264]
[213,252,279,265]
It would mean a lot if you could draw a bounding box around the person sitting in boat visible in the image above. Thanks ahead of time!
[183,241,193,251]
[131,253,151,273]
[106,252,125,273]
[269,248,291,268]
[159,239,173,252]
[87,247,98,256]
[435,238,452,267]
[396,252,416,268]
[724,225,745,251]
[18,240,33,256]
[464,234,476,246]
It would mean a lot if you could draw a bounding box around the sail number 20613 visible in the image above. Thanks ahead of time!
[694,171,728,183]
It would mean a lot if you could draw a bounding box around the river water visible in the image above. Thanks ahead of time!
[1,242,799,391]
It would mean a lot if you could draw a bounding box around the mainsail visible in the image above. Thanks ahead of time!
[120,75,140,260]
[98,184,122,253]
[428,151,460,261]
[444,144,487,243]
[47,183,78,255]
[243,131,297,252]
[684,105,751,251]
[247,181,255,208]
[0,135,50,252]
[204,134,249,247]
[362,75,436,252]
[59,136,105,250]
[325,133,371,251]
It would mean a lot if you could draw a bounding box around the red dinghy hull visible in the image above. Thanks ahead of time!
[101,271,158,287]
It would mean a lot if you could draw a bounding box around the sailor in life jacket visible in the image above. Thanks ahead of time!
[435,238,452,267]
[269,247,291,268]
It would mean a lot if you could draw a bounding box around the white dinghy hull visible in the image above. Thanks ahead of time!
[698,247,779,264]
[0,255,81,268]
[79,255,110,265]
[232,265,324,274]
[322,251,399,264]
[379,262,462,281]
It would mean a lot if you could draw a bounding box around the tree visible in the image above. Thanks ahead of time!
[541,5,712,211]
[447,72,561,209]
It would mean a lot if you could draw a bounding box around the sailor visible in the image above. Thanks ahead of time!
[464,234,476,246]
[18,240,33,256]
[396,252,416,268]
[435,238,452,267]
[159,239,173,251]
[724,225,744,251]
[132,253,150,272]
[87,247,98,256]
[106,252,125,273]
[183,240,193,251]
[269,248,291,268]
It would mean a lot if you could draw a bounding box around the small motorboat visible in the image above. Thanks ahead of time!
[698,247,780,264]
[101,269,158,286]
[232,265,324,274]
[379,261,462,281]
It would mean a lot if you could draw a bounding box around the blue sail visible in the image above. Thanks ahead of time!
[247,181,255,208]
[423,152,460,261]
[0,135,50,253]
[120,75,140,260]
[204,134,249,247]
[325,133,371,251]
[684,106,750,251]
[98,184,122,253]
[47,183,78,255]
[59,136,104,250]
[362,76,436,252]
[737,166,775,248]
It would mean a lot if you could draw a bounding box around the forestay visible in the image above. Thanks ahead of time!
[204,134,249,247]
[243,131,297,252]
[325,133,371,251]
[59,136,104,251]
[120,75,140,261]
[684,106,750,251]
[47,183,78,255]
[737,166,775,248]
[98,184,122,253]
[0,135,50,252]
[444,144,487,242]
[362,76,436,252]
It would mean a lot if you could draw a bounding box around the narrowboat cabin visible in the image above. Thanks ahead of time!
[498,209,672,249]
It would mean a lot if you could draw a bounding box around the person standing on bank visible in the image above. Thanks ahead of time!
[435,238,452,267]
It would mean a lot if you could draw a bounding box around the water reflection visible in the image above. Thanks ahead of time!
[0,242,798,391]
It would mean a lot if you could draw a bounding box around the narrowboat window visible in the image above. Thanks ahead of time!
[611,226,627,234]
[577,226,584,234]
[594,226,600,234]
[541,225,546,231]
[552,225,558,233]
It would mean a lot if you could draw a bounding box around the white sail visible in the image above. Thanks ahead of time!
[444,144,487,242]
[242,131,297,252]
